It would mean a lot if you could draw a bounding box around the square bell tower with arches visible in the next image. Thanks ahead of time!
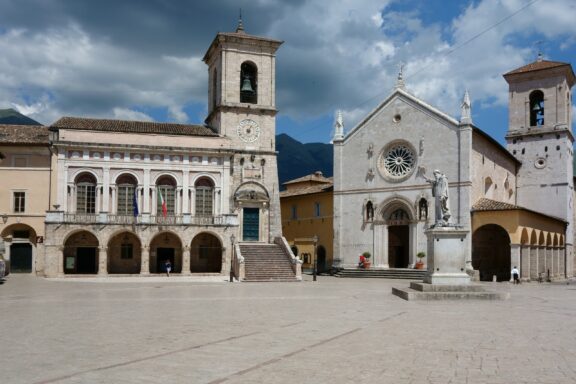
[202,19,284,242]
[504,56,576,275]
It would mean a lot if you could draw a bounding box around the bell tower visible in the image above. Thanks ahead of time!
[504,56,575,275]
[202,19,283,150]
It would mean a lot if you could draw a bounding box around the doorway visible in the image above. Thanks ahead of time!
[243,208,259,241]
[472,224,510,281]
[388,225,409,268]
[157,248,175,273]
[76,247,97,274]
[10,243,33,273]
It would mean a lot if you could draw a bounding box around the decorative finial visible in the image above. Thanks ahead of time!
[395,62,405,89]
[236,9,245,33]
[460,89,472,125]
[535,40,543,62]
[334,110,344,140]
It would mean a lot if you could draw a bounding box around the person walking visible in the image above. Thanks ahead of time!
[511,266,520,284]
[165,259,172,277]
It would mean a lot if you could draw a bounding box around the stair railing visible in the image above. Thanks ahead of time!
[233,242,245,281]
[274,236,302,281]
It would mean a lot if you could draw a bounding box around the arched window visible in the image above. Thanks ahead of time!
[195,177,214,217]
[116,174,137,215]
[76,173,97,213]
[156,176,176,216]
[240,61,257,104]
[530,90,544,126]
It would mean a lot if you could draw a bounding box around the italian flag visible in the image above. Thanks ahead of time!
[158,188,167,217]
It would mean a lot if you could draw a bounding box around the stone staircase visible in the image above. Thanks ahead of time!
[239,243,299,282]
[336,268,427,280]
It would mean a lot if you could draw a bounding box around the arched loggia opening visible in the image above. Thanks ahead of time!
[64,231,99,274]
[190,233,222,273]
[472,224,510,281]
[108,231,141,274]
[150,232,182,274]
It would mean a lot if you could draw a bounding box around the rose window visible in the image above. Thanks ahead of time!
[378,142,417,182]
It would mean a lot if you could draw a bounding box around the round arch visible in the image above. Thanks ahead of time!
[115,172,139,185]
[190,232,222,273]
[71,169,99,183]
[149,231,182,274]
[472,224,511,282]
[191,173,219,188]
[2,223,38,274]
[63,230,99,274]
[107,231,142,274]
[520,227,530,245]
[530,229,538,246]
[378,196,416,222]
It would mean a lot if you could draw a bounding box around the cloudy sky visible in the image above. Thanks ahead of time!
[0,0,574,144]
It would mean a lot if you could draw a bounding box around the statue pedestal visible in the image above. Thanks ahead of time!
[423,226,470,285]
[392,226,508,301]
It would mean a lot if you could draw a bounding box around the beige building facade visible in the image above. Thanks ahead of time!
[2,22,292,279]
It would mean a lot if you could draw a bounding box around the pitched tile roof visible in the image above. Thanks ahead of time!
[51,117,218,137]
[279,183,333,198]
[472,198,566,223]
[504,60,570,75]
[0,124,50,144]
[283,171,332,185]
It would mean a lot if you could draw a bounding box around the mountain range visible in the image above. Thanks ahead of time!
[0,108,41,126]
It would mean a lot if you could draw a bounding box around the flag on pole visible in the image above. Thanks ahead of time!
[132,188,139,217]
[158,188,167,217]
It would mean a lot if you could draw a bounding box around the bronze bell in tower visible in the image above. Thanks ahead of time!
[241,76,254,94]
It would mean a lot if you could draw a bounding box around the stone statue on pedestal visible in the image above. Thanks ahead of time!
[422,169,451,226]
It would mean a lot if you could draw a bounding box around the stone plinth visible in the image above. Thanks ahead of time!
[392,225,509,301]
[423,226,470,285]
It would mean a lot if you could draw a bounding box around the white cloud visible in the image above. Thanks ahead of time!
[112,108,153,122]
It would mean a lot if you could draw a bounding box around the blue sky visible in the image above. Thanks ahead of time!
[0,0,574,145]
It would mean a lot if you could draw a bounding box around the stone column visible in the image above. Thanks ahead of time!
[510,244,521,282]
[98,246,108,276]
[538,246,546,279]
[530,246,538,280]
[58,246,65,277]
[103,168,110,212]
[408,222,418,268]
[140,246,150,275]
[520,244,530,280]
[546,247,553,279]
[383,225,390,268]
[143,169,151,214]
[182,245,191,275]
[182,170,190,214]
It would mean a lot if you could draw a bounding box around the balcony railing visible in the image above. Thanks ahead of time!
[54,212,238,226]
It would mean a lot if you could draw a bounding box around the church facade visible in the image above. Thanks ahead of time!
[26,23,287,278]
[333,58,574,281]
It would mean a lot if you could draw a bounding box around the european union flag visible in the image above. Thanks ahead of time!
[133,188,139,217]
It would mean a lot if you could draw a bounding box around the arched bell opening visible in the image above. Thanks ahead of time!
[240,61,257,104]
[529,90,544,126]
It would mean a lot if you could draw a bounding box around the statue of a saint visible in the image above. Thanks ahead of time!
[423,170,452,226]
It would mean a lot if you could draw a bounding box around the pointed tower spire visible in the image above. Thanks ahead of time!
[236,9,245,34]
[460,89,472,125]
[395,62,405,89]
[334,110,344,141]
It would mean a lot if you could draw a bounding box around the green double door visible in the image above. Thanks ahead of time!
[242,208,260,241]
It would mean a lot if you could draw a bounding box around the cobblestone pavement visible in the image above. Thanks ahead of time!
[2,275,576,384]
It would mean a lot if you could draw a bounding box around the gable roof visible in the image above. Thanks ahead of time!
[472,198,566,223]
[342,87,459,142]
[0,124,50,145]
[50,117,218,137]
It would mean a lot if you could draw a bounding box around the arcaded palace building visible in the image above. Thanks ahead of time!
[334,57,574,281]
[0,22,301,280]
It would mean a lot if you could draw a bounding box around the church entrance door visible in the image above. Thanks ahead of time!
[388,225,409,268]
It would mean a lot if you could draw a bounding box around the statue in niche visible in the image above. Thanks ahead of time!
[366,201,374,221]
[422,170,451,226]
[418,198,428,221]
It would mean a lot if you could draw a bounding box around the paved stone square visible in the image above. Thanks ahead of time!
[2,275,576,384]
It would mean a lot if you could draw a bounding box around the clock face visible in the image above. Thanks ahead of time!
[237,119,261,142]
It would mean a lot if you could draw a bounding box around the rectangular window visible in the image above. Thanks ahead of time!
[157,186,175,215]
[121,244,133,259]
[314,202,321,217]
[117,185,135,215]
[195,187,213,216]
[13,156,28,167]
[77,185,96,213]
[291,205,297,219]
[13,191,25,213]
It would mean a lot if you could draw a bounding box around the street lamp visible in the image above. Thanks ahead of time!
[1,214,7,224]
[312,234,318,282]
[230,234,236,282]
